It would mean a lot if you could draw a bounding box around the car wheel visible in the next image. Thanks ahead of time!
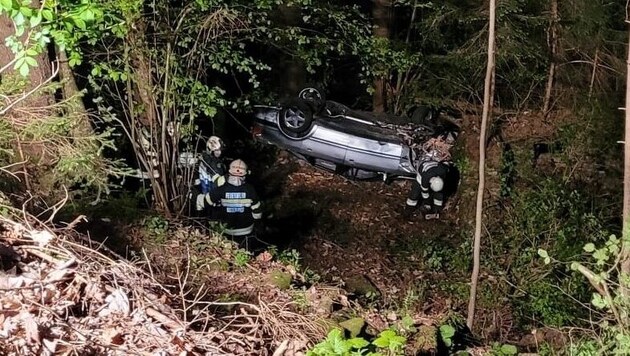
[279,99,314,136]
[299,87,322,101]
[410,106,435,125]
[298,87,325,112]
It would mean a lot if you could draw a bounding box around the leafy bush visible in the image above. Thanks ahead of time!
[308,328,406,356]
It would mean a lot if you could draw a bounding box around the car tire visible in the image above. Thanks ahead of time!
[279,99,314,136]
[298,87,326,113]
[410,106,435,125]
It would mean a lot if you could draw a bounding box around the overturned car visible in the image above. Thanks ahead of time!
[252,88,459,181]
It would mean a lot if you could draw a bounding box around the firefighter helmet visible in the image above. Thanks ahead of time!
[229,159,248,177]
[207,136,224,152]
[429,177,444,192]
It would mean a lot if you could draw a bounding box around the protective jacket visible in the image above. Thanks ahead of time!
[202,181,262,236]
[407,160,450,213]
[198,152,226,193]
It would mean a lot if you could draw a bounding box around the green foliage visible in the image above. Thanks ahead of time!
[233,250,252,268]
[0,0,107,76]
[490,343,518,356]
[542,234,630,355]
[308,328,407,356]
[278,248,302,269]
[144,215,169,243]
[308,328,369,356]
[439,324,455,348]
[493,176,616,328]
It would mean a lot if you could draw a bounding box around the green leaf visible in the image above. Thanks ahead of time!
[29,13,41,27]
[591,293,607,309]
[0,0,12,11]
[82,9,94,21]
[18,62,29,76]
[41,9,52,21]
[500,344,518,355]
[24,56,37,66]
[346,337,369,349]
[14,24,24,36]
[583,243,595,252]
[18,5,31,17]
[13,56,25,69]
[13,11,24,26]
[74,18,86,30]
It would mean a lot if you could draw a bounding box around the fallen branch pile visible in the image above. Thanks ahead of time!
[0,214,328,355]
[0,216,227,355]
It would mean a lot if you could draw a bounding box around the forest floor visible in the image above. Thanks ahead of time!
[30,109,583,354]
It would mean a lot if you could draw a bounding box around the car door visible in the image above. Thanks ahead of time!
[301,124,348,166]
[344,136,404,173]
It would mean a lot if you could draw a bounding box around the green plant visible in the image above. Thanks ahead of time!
[307,328,369,356]
[538,233,630,354]
[307,328,407,356]
[278,248,302,269]
[233,250,251,268]
[439,324,455,348]
[372,329,406,355]
[490,342,518,356]
[144,215,169,243]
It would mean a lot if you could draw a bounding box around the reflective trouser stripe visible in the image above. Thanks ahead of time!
[421,192,430,199]
[196,194,205,211]
[225,225,254,236]
[406,199,418,206]
[434,199,443,207]
[252,212,262,219]
[251,202,261,210]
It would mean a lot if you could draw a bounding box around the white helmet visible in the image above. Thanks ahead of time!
[429,177,444,192]
[229,159,248,177]
[207,136,224,152]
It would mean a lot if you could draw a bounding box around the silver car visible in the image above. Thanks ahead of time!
[252,88,457,181]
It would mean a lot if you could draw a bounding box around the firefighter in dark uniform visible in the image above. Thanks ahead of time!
[197,159,262,239]
[404,159,451,219]
[198,136,227,194]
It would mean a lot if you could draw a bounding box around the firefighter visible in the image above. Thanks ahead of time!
[197,159,262,239]
[404,159,452,220]
[198,136,227,194]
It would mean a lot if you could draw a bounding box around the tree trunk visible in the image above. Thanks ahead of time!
[372,0,390,113]
[279,4,306,97]
[542,0,559,117]
[467,0,497,329]
[57,50,94,139]
[621,25,630,293]
[1,11,53,193]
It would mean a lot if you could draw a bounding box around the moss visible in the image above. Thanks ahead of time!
[268,269,292,290]
[339,317,365,338]
[344,275,379,297]
[411,325,438,354]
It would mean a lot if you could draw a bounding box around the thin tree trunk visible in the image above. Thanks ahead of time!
[393,0,418,114]
[467,0,497,329]
[372,0,390,113]
[542,0,558,117]
[621,25,630,294]
[589,49,599,98]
